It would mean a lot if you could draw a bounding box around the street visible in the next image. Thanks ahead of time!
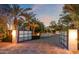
[0,34,72,54]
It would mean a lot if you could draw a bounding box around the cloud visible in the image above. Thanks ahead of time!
[39,15,53,26]
[32,4,46,13]
[32,5,54,26]
[31,4,64,26]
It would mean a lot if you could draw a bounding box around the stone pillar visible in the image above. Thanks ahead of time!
[12,30,18,43]
[68,29,78,50]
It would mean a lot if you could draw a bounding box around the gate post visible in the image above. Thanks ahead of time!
[68,29,78,50]
[12,30,18,43]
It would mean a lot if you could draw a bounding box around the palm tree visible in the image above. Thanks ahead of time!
[21,12,35,30]
[8,4,32,30]
[29,17,45,35]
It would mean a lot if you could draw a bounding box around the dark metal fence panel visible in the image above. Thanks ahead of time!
[18,31,32,42]
[60,31,68,49]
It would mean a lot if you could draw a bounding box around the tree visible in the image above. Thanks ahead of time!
[48,21,57,32]
[35,21,45,33]
[8,4,32,30]
[57,19,68,31]
[30,18,45,35]
[59,14,73,30]
[61,4,79,29]
[50,21,56,29]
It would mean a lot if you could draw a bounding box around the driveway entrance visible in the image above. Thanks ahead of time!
[0,33,72,54]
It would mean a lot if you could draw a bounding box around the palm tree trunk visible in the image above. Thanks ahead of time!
[28,19,30,30]
[14,17,18,30]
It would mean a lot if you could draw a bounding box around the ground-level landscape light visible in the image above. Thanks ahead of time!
[68,29,78,50]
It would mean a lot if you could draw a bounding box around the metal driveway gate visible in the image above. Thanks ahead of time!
[18,31,32,42]
[60,32,68,49]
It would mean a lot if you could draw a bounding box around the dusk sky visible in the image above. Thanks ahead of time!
[20,4,64,26]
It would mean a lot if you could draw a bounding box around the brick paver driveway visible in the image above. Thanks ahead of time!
[0,34,73,54]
